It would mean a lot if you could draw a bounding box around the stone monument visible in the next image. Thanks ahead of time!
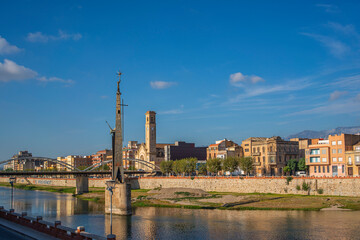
[105,71,132,216]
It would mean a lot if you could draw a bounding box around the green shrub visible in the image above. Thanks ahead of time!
[302,181,310,191]
[296,185,301,191]
[317,188,324,194]
[175,192,191,196]
[286,176,293,185]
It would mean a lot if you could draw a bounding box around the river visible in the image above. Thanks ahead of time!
[0,186,360,239]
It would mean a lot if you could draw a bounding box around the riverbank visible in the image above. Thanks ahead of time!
[1,183,360,211]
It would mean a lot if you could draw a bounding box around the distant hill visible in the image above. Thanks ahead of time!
[287,126,360,139]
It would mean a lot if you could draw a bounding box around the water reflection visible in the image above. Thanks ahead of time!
[1,187,360,239]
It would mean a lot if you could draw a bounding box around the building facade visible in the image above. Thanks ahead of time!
[207,139,243,160]
[306,134,360,177]
[164,141,207,161]
[57,155,92,171]
[345,142,360,176]
[241,136,299,176]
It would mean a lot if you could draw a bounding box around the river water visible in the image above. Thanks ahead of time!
[0,186,360,239]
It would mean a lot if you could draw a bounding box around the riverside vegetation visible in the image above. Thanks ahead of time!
[2,182,360,211]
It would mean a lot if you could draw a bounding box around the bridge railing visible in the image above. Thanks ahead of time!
[0,206,114,240]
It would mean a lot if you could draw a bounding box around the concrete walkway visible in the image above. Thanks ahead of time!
[0,218,59,240]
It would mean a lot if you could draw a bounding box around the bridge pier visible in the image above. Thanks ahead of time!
[105,182,132,215]
[75,176,89,195]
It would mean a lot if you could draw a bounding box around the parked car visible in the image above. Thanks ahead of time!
[295,171,306,176]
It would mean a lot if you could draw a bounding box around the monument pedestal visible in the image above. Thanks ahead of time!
[105,182,132,215]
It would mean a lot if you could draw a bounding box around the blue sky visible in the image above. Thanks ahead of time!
[1,1,360,160]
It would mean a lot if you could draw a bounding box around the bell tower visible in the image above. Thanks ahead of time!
[145,111,156,162]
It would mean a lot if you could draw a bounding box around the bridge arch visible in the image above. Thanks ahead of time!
[0,157,81,171]
[84,158,160,172]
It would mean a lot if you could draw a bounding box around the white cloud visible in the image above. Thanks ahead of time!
[229,72,264,87]
[228,77,313,103]
[37,76,74,86]
[26,30,82,43]
[301,33,349,58]
[316,4,339,13]
[150,81,177,89]
[287,99,360,116]
[329,90,348,101]
[0,36,21,55]
[327,22,359,37]
[0,59,37,82]
[159,105,184,115]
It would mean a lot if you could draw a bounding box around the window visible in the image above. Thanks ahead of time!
[323,166,325,173]
[348,157,352,164]
[279,156,282,162]
[355,155,360,163]
[245,144,249,146]
[253,148,256,152]
[338,141,342,145]
[310,149,320,155]
[310,157,320,163]
[327,166,330,173]
[333,157,337,162]
[339,157,343,162]
[245,149,249,152]
[263,157,265,163]
[318,166,321,173]
[355,146,360,151]
[332,141,336,146]
[314,166,317,173]
[257,147,260,152]
[342,165,345,174]
[332,149,336,154]
[262,147,265,152]
[322,158,327,162]
[321,149,327,154]
[338,149,342,154]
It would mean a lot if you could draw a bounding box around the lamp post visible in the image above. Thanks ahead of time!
[9,177,15,209]
[106,180,116,238]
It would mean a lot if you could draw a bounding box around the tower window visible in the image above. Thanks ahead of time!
[118,110,120,114]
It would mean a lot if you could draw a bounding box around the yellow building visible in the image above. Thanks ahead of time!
[345,142,360,176]
[241,136,299,176]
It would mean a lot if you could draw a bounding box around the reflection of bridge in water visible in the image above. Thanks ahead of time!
[0,156,160,175]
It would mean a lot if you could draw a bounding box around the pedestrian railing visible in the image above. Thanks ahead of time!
[0,206,114,240]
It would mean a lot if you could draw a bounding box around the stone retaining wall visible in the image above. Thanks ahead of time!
[132,176,360,196]
[2,176,360,196]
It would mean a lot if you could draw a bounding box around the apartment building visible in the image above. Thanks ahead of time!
[241,136,299,176]
[290,138,311,158]
[207,139,243,160]
[306,134,360,177]
[345,142,360,176]
[57,155,92,171]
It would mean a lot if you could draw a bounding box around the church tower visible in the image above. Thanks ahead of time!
[145,111,156,162]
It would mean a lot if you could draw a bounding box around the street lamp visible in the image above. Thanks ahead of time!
[9,177,16,209]
[106,180,116,238]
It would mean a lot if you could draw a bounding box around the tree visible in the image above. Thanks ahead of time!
[223,157,239,173]
[172,161,181,175]
[239,157,253,175]
[283,166,291,176]
[198,163,207,175]
[207,158,222,175]
[185,158,197,175]
[5,168,13,172]
[297,158,307,171]
[160,161,173,176]
[128,166,137,171]
[287,159,298,175]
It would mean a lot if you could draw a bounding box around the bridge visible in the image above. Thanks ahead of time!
[0,156,160,194]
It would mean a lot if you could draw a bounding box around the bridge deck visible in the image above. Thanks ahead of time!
[0,171,152,176]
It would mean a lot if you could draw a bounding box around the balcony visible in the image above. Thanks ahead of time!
[268,152,276,155]
[347,161,353,166]
[252,152,261,156]
[355,161,360,166]
[269,161,277,165]
[253,162,261,166]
